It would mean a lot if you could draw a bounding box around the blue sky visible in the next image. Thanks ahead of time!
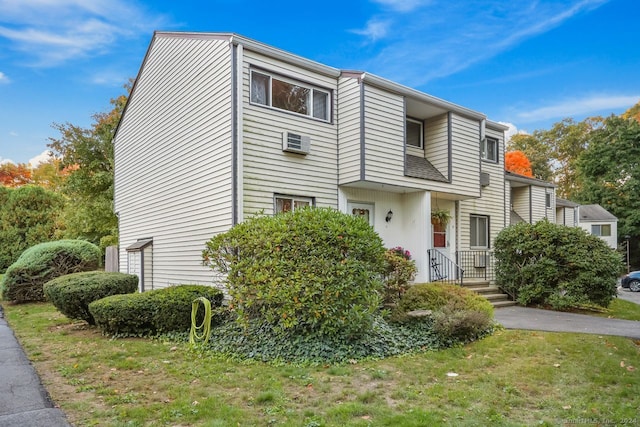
[1,0,639,165]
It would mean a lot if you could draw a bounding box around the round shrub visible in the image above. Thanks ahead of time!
[202,207,386,339]
[89,285,224,336]
[1,239,102,303]
[494,219,622,309]
[397,282,494,318]
[393,283,494,343]
[43,271,138,325]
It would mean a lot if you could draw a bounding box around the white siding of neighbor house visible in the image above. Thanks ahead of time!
[114,35,234,289]
[458,125,506,250]
[241,50,339,215]
[579,220,618,249]
[424,114,449,179]
[338,187,431,282]
[337,76,362,184]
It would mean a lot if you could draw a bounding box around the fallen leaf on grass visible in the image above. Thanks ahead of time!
[446,372,459,377]
[553,364,560,368]
[562,405,571,410]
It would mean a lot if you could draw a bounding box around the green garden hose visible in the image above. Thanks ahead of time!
[189,297,212,345]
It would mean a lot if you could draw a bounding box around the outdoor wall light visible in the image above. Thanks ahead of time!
[385,210,393,222]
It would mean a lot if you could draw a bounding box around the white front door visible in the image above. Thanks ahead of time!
[348,202,375,227]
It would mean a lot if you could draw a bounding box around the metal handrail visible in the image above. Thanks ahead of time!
[427,249,464,285]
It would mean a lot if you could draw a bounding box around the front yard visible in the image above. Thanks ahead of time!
[3,302,639,426]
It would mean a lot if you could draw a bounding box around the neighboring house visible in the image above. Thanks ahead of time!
[577,204,618,249]
[506,171,556,225]
[113,31,510,290]
[555,198,579,227]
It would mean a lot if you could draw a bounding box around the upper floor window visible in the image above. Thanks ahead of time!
[470,214,489,248]
[591,224,611,237]
[481,137,498,162]
[406,118,423,148]
[275,195,314,214]
[251,70,330,121]
[545,193,552,208]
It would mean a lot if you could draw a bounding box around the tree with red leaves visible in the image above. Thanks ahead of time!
[505,150,533,177]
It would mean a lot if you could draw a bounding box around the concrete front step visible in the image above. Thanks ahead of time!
[462,282,517,307]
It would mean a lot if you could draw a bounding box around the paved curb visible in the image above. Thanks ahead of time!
[0,305,72,427]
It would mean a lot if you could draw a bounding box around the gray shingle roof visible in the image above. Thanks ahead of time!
[405,155,448,182]
[578,204,617,221]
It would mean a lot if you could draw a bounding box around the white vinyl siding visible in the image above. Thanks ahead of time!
[242,50,339,215]
[114,36,234,289]
[530,185,548,222]
[337,75,362,184]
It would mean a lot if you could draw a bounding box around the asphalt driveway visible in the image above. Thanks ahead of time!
[495,288,640,340]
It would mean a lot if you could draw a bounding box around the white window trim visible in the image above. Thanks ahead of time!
[250,69,330,122]
[274,194,314,214]
[406,118,424,149]
[470,214,490,249]
[481,137,498,163]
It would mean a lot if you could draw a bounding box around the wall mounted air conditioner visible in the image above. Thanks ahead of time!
[480,172,490,187]
[282,132,310,155]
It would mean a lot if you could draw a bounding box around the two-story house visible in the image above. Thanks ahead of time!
[114,32,509,291]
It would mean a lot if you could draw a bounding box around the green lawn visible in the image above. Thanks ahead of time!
[2,302,639,427]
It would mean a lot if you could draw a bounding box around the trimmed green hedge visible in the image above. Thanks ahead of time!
[44,271,138,324]
[89,285,225,336]
[1,240,102,303]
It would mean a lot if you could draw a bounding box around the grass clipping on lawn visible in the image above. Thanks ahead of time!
[2,302,639,427]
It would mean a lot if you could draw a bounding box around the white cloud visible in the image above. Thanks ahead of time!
[0,71,9,83]
[499,122,530,147]
[0,157,15,165]
[0,0,167,66]
[28,149,52,167]
[351,19,391,42]
[516,94,640,123]
[355,0,610,85]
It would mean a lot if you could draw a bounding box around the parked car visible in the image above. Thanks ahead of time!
[621,271,640,292]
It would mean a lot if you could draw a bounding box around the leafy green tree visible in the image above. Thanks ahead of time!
[0,186,65,271]
[536,118,601,200]
[508,133,553,181]
[48,85,129,249]
[576,115,640,243]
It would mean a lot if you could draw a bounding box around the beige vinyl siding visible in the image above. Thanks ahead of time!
[361,84,405,184]
[531,186,548,222]
[114,35,234,289]
[458,125,505,250]
[337,76,362,184]
[241,50,339,215]
[424,114,449,178]
[511,187,531,222]
[449,114,481,198]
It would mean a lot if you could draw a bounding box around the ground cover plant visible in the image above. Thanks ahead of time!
[494,220,622,309]
[1,239,101,303]
[3,301,639,427]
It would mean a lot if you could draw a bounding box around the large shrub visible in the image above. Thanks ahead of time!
[494,220,622,309]
[1,239,101,303]
[0,185,65,271]
[44,271,138,324]
[89,285,224,336]
[202,207,386,339]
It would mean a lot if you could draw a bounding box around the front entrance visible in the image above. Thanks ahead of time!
[348,202,375,227]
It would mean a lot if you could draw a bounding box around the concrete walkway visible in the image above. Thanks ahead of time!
[495,305,640,340]
[0,305,71,427]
